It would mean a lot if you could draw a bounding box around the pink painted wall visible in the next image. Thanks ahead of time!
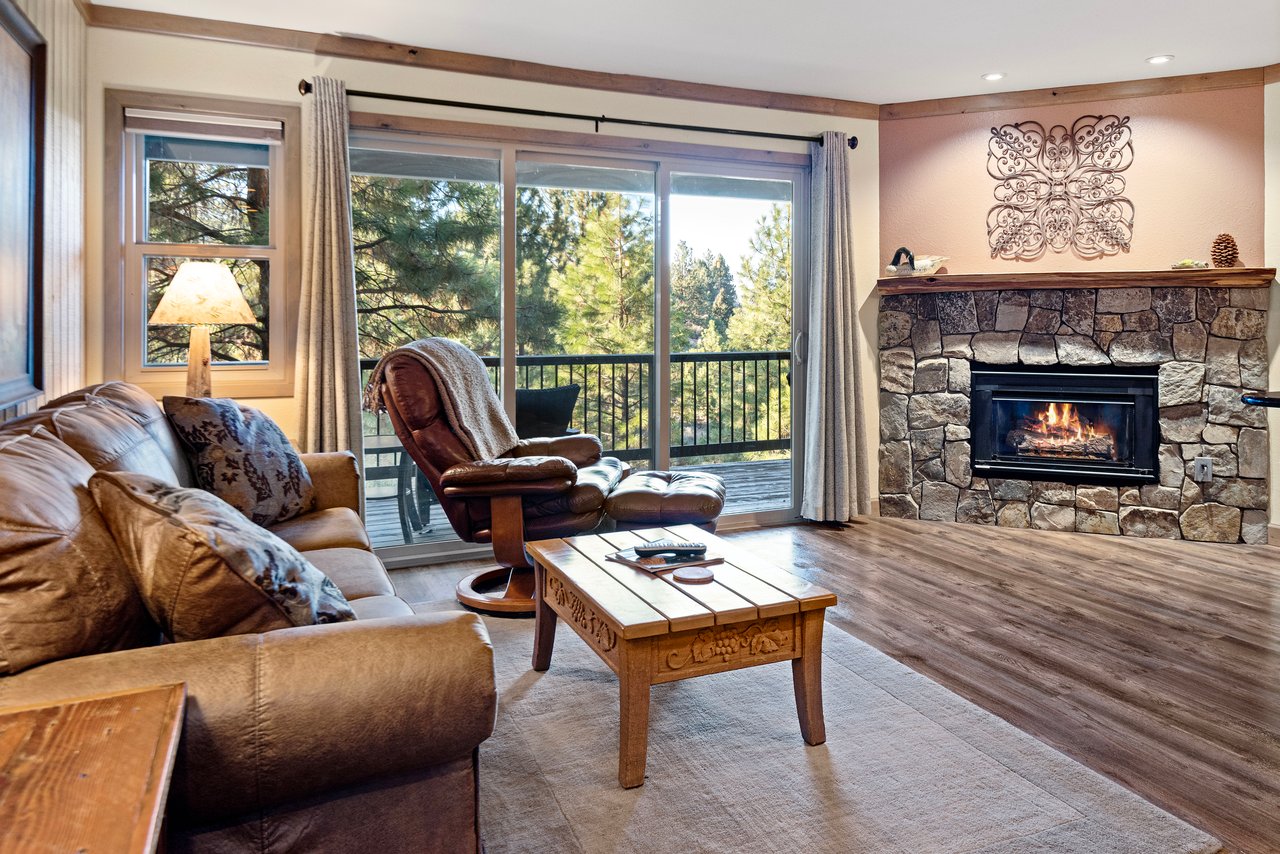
[879,87,1265,274]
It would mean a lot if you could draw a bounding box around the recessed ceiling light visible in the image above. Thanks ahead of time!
[981,72,1006,82]
[1146,54,1175,65]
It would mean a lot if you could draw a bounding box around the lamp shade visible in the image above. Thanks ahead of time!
[149,261,257,326]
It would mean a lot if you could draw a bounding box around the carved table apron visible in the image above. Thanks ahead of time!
[526,524,837,788]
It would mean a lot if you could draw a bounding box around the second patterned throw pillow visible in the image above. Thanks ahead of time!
[164,396,315,526]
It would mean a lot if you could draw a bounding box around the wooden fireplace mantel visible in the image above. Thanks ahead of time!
[875,267,1277,296]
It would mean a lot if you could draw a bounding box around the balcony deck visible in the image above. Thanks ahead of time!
[365,457,793,549]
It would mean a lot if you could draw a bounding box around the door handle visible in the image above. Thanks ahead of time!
[792,332,806,366]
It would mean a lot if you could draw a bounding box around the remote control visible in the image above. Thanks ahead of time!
[634,540,707,558]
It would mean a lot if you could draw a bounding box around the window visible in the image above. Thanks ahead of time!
[105,91,301,396]
[349,124,808,557]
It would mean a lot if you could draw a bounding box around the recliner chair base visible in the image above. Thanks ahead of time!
[456,567,536,614]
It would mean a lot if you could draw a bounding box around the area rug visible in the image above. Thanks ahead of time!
[468,614,1222,854]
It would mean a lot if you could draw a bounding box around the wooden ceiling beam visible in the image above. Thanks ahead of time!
[880,67,1269,121]
[77,3,1280,121]
[80,3,878,120]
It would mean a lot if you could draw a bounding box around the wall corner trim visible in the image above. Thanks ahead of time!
[880,67,1270,121]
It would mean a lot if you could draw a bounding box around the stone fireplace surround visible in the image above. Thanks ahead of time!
[876,272,1273,544]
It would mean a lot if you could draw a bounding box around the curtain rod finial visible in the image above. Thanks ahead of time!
[848,136,858,150]
[298,79,313,96]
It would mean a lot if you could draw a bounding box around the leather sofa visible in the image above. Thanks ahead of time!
[0,382,497,853]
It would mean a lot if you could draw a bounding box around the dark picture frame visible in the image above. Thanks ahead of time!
[0,0,44,410]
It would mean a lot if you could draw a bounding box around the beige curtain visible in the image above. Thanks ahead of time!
[296,77,362,456]
[801,131,869,521]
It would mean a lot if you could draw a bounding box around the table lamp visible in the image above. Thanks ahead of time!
[148,261,256,397]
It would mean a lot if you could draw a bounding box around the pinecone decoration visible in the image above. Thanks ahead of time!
[1211,233,1239,268]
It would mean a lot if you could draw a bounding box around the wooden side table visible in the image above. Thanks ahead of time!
[0,683,186,854]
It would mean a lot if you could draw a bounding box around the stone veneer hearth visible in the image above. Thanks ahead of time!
[877,285,1269,543]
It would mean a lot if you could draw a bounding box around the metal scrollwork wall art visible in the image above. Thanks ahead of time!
[987,114,1134,260]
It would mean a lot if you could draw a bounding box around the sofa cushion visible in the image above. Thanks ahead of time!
[302,547,396,601]
[348,595,416,621]
[43,381,194,485]
[268,507,371,552]
[164,396,315,526]
[0,428,157,674]
[42,398,189,485]
[89,471,355,642]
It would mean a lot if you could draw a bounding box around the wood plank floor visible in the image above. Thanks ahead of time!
[391,517,1280,853]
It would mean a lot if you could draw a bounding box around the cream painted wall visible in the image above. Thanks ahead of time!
[85,28,880,481]
[1265,80,1279,525]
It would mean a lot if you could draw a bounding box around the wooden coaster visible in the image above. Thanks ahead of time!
[672,566,714,584]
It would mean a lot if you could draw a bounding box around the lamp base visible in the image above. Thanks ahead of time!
[186,325,212,397]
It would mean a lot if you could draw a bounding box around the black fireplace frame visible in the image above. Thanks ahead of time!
[970,363,1160,485]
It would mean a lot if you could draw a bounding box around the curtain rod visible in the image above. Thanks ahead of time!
[297,79,857,150]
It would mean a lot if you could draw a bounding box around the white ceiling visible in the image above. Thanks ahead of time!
[95,0,1280,104]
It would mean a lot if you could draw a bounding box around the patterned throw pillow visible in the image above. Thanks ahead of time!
[164,396,315,526]
[89,471,355,642]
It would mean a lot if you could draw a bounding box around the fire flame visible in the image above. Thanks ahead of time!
[1041,401,1093,442]
[1019,401,1115,458]
[1009,401,1117,461]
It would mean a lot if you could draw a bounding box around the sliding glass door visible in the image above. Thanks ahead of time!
[349,132,806,562]
[668,172,799,514]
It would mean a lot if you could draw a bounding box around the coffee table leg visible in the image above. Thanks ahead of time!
[792,609,827,746]
[618,641,651,788]
[532,562,557,672]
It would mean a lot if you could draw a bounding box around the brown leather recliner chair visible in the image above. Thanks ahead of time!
[374,347,626,614]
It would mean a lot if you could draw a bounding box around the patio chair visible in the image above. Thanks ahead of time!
[514,384,581,439]
[363,433,438,544]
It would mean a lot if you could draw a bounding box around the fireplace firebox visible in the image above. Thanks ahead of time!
[970,363,1159,484]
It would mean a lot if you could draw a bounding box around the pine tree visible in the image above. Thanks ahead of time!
[145,158,270,363]
[726,205,792,351]
[550,192,654,355]
[670,241,738,353]
[514,188,570,355]
[351,176,502,358]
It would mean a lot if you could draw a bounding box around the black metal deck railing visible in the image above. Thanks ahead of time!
[359,350,791,472]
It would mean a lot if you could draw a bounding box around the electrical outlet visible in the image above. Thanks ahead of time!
[1192,456,1213,482]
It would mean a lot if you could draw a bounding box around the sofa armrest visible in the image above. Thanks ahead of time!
[441,457,576,496]
[512,434,603,467]
[300,451,361,512]
[0,612,496,826]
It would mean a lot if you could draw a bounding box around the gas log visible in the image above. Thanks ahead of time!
[1006,426,1115,460]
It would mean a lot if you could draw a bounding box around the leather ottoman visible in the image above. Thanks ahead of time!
[605,470,726,531]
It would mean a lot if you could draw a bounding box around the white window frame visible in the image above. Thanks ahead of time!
[104,90,300,397]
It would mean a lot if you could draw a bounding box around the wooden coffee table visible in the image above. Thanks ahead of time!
[526,524,836,788]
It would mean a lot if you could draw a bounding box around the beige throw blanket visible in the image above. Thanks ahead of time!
[363,338,519,460]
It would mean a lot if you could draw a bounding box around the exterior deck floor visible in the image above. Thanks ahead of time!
[365,457,792,549]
